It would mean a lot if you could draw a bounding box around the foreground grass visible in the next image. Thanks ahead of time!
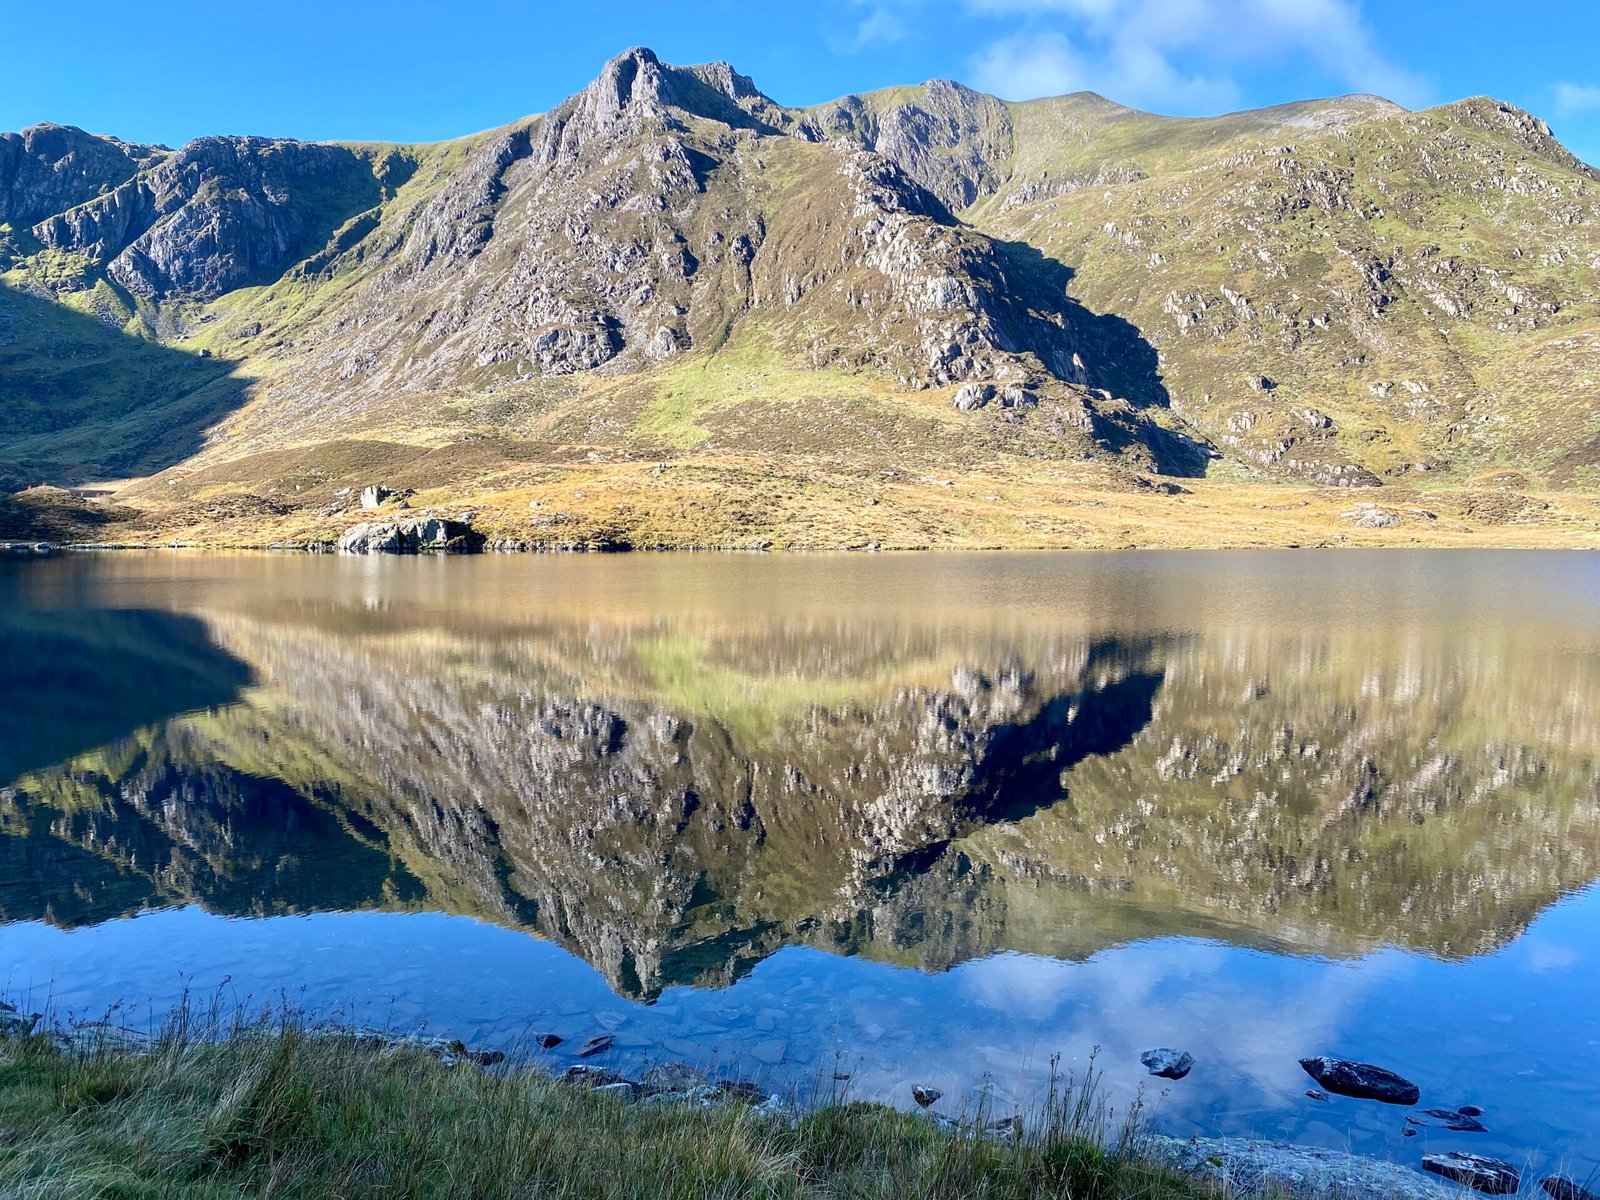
[0,1024,1223,1200]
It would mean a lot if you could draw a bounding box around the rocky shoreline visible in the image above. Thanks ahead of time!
[5,1003,1588,1200]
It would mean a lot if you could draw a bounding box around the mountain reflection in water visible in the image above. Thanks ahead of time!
[2,551,1596,1001]
[3,550,1600,992]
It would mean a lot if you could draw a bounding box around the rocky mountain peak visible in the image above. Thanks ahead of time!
[1436,96,1597,174]
[0,123,158,226]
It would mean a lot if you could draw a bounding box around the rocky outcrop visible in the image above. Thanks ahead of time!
[336,518,477,553]
[0,124,156,228]
[32,137,407,299]
[1148,1137,1459,1200]
[801,80,1015,212]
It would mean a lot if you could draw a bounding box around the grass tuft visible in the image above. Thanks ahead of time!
[0,1012,1230,1199]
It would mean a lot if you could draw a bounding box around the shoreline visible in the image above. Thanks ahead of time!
[1,1005,1583,1199]
[5,539,1600,556]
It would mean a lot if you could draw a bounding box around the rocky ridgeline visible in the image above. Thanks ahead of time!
[13,48,1594,492]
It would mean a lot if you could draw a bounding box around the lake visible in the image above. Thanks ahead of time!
[1,550,1597,1178]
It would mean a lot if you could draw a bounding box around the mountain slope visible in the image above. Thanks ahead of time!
[2,48,1598,548]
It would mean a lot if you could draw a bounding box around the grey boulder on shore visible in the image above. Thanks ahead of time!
[337,519,477,554]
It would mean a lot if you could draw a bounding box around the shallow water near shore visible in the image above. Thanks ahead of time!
[2,550,1597,1179]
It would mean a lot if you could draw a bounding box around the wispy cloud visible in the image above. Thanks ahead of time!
[851,5,911,50]
[965,0,1426,112]
[971,28,1238,109]
[1553,81,1600,116]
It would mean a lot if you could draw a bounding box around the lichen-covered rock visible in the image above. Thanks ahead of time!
[1148,1136,1458,1200]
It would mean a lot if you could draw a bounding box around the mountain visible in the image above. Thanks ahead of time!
[3,48,1599,548]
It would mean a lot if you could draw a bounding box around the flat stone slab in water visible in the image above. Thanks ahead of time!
[1147,1136,1459,1200]
[1141,1048,1195,1079]
[1422,1152,1521,1195]
[1299,1055,1420,1105]
[1406,1107,1489,1133]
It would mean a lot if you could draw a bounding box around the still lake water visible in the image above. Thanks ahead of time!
[1,550,1597,1175]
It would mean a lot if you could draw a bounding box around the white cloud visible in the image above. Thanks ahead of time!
[1554,81,1600,116]
[851,5,910,50]
[964,0,1426,112]
[971,29,1237,109]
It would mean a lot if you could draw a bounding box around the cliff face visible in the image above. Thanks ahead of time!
[5,47,1596,512]
[31,136,408,301]
[4,601,1595,997]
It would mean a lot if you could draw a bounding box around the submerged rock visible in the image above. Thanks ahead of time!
[534,1032,564,1049]
[576,1034,615,1058]
[1422,1152,1520,1195]
[1141,1048,1195,1079]
[1299,1056,1420,1105]
[911,1085,943,1108]
[1406,1108,1488,1133]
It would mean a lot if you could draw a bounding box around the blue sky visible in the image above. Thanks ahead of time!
[4,0,1598,165]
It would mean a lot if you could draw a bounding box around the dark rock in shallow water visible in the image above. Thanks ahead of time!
[911,1085,943,1108]
[1299,1056,1420,1105]
[1458,1105,1485,1117]
[534,1033,563,1049]
[1141,1048,1195,1079]
[1422,1152,1520,1195]
[576,1034,615,1058]
[1406,1108,1488,1133]
[1306,1089,1330,1103]
[1544,1177,1600,1200]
